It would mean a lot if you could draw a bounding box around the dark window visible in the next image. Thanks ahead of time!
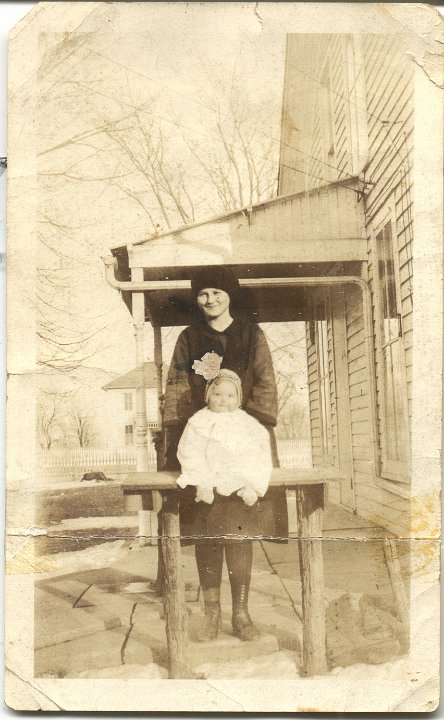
[124,424,134,446]
[375,221,410,480]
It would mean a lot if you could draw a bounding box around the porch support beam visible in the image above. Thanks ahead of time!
[153,324,164,591]
[132,267,150,546]
[296,483,327,676]
[104,257,369,293]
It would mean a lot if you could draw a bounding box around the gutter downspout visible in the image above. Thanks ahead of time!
[102,255,379,480]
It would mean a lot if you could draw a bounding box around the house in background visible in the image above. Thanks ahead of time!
[279,34,413,534]
[102,361,162,448]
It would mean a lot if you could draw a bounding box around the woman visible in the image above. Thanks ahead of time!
[163,266,288,642]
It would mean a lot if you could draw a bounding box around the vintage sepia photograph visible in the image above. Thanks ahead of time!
[5,2,442,712]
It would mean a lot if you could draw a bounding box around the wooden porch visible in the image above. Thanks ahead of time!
[121,469,408,678]
[34,499,410,680]
[98,175,394,680]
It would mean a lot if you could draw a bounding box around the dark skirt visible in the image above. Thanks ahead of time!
[179,486,289,542]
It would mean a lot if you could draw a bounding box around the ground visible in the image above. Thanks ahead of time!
[33,501,410,680]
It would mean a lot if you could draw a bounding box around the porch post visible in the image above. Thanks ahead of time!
[296,483,328,676]
[161,492,190,678]
[131,267,150,545]
[153,324,164,591]
[153,324,164,469]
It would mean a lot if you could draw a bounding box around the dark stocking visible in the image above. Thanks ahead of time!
[195,541,224,590]
[194,542,223,641]
[224,540,253,599]
[225,541,260,641]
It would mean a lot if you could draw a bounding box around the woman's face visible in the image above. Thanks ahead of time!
[196,287,230,321]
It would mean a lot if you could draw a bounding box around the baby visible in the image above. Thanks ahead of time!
[176,369,273,506]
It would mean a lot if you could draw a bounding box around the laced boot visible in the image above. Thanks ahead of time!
[199,587,222,642]
[232,585,260,641]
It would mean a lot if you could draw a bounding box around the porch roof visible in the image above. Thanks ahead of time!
[109,177,366,326]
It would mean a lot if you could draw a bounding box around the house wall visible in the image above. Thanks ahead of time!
[280,34,413,534]
[100,388,159,448]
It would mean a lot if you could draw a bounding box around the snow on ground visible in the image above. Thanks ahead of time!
[194,649,410,681]
[195,650,300,679]
[40,539,131,578]
[52,516,138,530]
[36,539,437,710]
[331,655,408,682]
[74,663,165,679]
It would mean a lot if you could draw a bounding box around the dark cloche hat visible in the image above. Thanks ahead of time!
[191,266,240,302]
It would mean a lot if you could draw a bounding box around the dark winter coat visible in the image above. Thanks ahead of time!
[164,317,277,426]
[163,316,288,541]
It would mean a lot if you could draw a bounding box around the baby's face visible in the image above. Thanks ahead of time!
[208,380,238,413]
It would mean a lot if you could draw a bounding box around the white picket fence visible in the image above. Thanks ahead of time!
[276,438,312,468]
[38,438,311,482]
[38,445,156,481]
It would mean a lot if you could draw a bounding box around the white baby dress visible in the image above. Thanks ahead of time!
[176,407,273,500]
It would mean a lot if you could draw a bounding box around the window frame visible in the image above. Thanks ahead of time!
[124,423,134,446]
[124,392,133,411]
[371,206,411,484]
[313,289,335,466]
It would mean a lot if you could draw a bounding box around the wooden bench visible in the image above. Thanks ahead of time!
[122,467,345,678]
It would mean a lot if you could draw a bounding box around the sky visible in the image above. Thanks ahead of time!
[18,3,288,381]
[4,3,444,386]
[0,3,315,461]
[3,1,442,419]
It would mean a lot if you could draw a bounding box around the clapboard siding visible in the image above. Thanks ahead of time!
[347,339,366,360]
[350,394,369,412]
[344,280,372,495]
[305,290,339,467]
[348,354,367,374]
[280,34,414,533]
[328,308,339,466]
[354,484,410,537]
[346,318,365,343]
[351,419,371,435]
[306,326,321,465]
[352,445,373,462]
[348,367,369,389]
[331,36,349,179]
[363,34,414,492]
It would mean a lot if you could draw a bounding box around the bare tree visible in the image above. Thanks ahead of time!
[35,44,281,373]
[277,393,310,440]
[104,113,197,231]
[264,323,311,440]
[185,86,278,213]
[37,391,67,449]
[36,262,105,374]
[68,404,97,448]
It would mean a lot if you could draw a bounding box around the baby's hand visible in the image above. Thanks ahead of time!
[237,486,258,507]
[195,485,214,504]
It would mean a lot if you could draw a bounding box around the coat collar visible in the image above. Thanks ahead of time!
[193,315,244,338]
